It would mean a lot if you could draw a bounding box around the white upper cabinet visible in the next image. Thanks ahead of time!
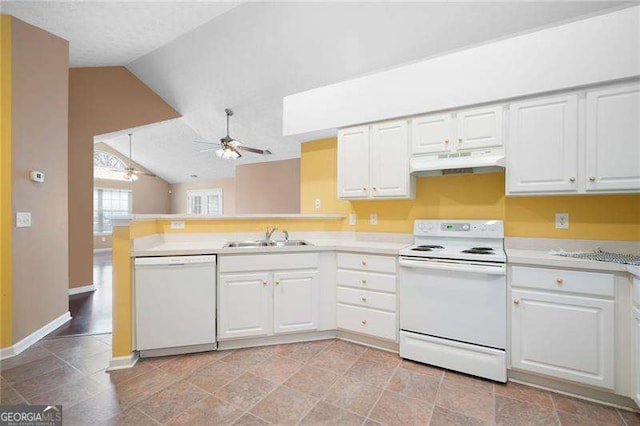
[337,126,370,199]
[456,105,503,151]
[338,119,414,200]
[506,82,640,196]
[370,120,411,198]
[411,113,452,155]
[585,83,640,192]
[507,95,579,194]
[411,105,503,156]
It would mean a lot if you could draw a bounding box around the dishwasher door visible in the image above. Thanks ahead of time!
[135,255,216,352]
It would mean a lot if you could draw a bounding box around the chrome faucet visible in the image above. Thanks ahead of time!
[265,226,278,243]
[282,230,289,241]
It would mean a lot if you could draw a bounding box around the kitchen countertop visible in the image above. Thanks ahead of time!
[132,238,408,257]
[506,248,632,273]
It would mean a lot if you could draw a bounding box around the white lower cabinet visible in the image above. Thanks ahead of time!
[510,266,616,390]
[219,272,271,340]
[633,306,640,406]
[273,270,319,334]
[218,253,319,340]
[336,252,398,342]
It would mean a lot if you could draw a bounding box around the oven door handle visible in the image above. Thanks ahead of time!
[399,258,506,275]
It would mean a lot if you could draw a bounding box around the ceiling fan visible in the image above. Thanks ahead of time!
[121,133,155,182]
[194,108,272,159]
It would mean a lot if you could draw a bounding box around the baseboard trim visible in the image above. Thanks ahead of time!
[68,284,97,295]
[108,352,139,371]
[93,248,112,253]
[0,311,72,360]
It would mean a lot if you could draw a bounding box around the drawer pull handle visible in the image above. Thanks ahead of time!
[275,280,280,286]
[361,297,367,302]
[589,176,596,182]
[262,280,268,286]
[361,260,367,266]
[556,278,563,285]
[513,299,520,305]
[362,187,367,191]
[569,177,575,183]
[361,320,367,325]
[361,279,367,286]
[444,140,449,145]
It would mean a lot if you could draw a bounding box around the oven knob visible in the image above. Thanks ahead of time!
[462,224,470,231]
[418,222,425,230]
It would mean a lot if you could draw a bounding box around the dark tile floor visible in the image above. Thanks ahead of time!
[48,251,113,337]
[1,335,638,425]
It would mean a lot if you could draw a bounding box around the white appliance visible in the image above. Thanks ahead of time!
[135,255,217,357]
[399,220,507,382]
[410,148,505,176]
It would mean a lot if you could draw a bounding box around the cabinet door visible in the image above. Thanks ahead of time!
[507,95,579,194]
[633,306,640,407]
[218,272,270,340]
[511,289,614,389]
[273,270,319,334]
[338,126,370,199]
[585,83,640,192]
[370,119,411,198]
[455,105,503,151]
[411,113,452,155]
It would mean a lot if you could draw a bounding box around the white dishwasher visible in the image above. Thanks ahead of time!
[134,255,217,357]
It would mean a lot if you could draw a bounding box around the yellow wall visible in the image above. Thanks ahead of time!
[301,137,640,241]
[0,15,12,349]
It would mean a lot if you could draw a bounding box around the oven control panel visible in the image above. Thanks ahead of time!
[414,220,504,238]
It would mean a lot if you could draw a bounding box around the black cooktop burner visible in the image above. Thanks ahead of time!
[462,247,495,255]
[412,245,445,252]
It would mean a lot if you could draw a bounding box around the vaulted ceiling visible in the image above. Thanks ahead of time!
[3,1,630,183]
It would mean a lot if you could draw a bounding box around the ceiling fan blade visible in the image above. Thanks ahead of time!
[133,170,156,177]
[231,147,242,158]
[199,148,218,153]
[236,145,272,155]
[194,140,218,145]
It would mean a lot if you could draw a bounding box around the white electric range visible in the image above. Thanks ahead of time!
[399,219,507,382]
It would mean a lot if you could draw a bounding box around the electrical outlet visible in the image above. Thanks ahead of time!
[370,213,378,225]
[348,213,357,225]
[555,213,569,229]
[170,221,185,230]
[314,198,321,209]
[16,212,31,228]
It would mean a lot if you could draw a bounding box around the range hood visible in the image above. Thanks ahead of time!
[410,148,505,176]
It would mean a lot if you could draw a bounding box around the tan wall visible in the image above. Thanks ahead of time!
[169,177,236,215]
[235,158,301,214]
[69,67,179,288]
[93,143,170,249]
[10,18,69,342]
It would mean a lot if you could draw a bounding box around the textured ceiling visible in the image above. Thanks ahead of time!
[0,1,240,66]
[95,118,242,184]
[126,1,629,182]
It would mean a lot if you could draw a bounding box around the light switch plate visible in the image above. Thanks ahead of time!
[348,213,357,225]
[370,213,378,225]
[555,213,569,229]
[314,198,321,209]
[16,212,31,228]
[170,221,185,230]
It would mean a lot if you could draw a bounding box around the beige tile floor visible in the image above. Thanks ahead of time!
[1,335,639,425]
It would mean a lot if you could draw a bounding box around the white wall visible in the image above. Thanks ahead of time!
[283,6,640,136]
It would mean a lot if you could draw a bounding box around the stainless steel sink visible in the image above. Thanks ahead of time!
[269,240,312,247]
[223,240,312,248]
[224,240,269,248]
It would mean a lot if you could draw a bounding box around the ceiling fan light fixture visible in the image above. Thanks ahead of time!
[216,148,225,158]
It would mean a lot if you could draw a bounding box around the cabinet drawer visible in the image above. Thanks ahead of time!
[219,253,318,273]
[337,252,396,273]
[510,266,614,297]
[337,304,397,341]
[337,287,396,312]
[337,269,396,293]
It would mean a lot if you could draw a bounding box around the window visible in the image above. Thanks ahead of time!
[94,150,129,181]
[94,188,132,234]
[187,189,223,216]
